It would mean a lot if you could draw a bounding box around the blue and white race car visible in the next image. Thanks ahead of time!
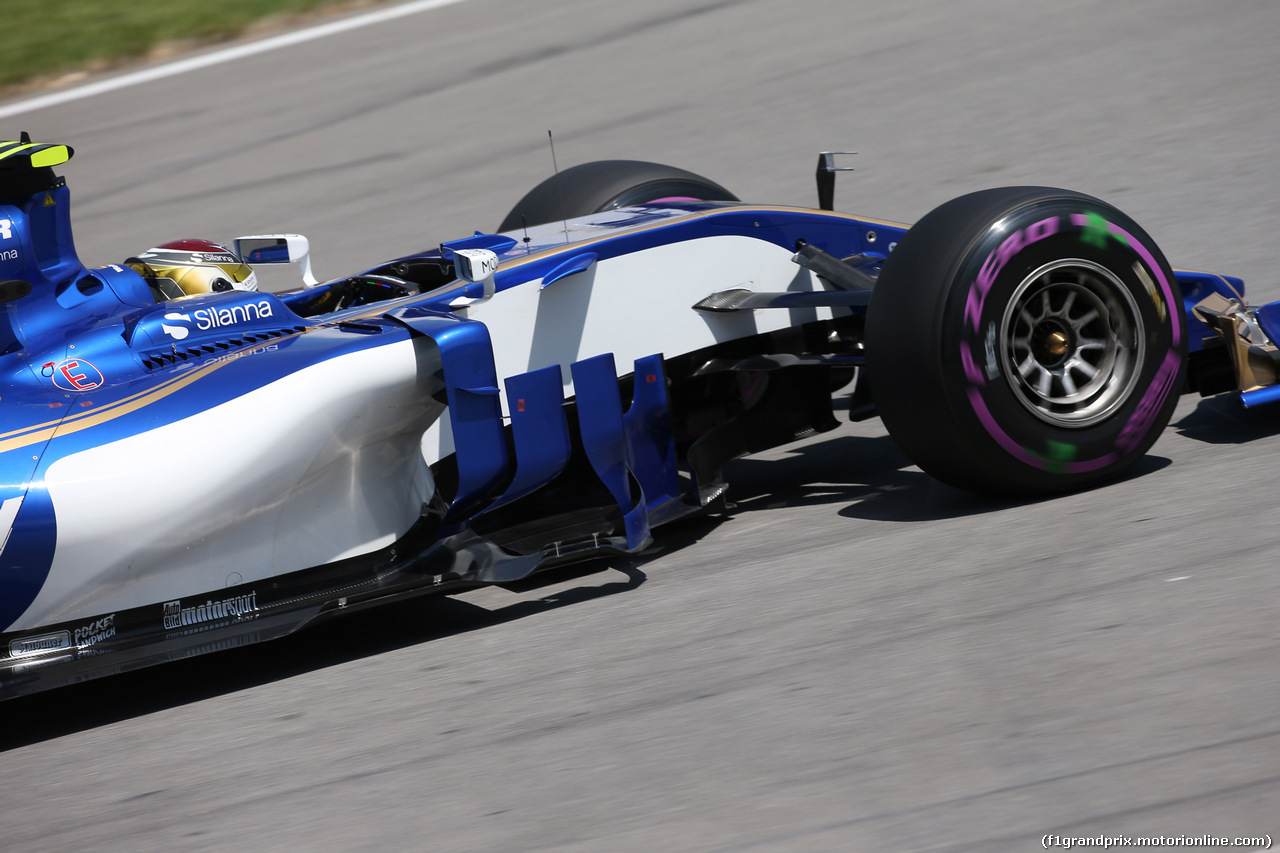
[0,139,1256,699]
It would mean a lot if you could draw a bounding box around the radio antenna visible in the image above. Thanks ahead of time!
[548,130,569,242]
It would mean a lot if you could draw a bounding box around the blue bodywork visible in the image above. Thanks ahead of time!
[0,142,1252,698]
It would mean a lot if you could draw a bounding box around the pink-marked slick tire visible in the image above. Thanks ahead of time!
[498,160,738,233]
[865,187,1186,495]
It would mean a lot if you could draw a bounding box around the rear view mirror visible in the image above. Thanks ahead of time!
[233,234,317,286]
[449,247,499,302]
[452,248,499,285]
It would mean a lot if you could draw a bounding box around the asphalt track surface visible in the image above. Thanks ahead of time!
[1,2,1279,851]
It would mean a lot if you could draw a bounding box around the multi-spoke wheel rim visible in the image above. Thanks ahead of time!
[998,259,1144,428]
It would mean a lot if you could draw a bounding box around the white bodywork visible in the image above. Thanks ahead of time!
[15,229,828,630]
[14,339,438,630]
[424,233,828,463]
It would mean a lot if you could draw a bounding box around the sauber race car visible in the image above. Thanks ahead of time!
[0,139,1261,699]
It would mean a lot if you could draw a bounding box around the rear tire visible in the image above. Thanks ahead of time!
[865,187,1186,495]
[498,160,737,232]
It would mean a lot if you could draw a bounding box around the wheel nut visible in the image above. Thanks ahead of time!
[1046,331,1069,357]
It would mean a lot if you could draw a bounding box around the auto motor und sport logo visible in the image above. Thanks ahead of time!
[161,299,275,341]
[163,591,259,631]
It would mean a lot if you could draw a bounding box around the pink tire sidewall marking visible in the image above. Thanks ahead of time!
[965,387,1119,473]
[959,212,1183,472]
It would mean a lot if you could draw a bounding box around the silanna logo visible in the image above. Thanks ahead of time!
[163,592,259,631]
[161,300,275,341]
[188,252,238,265]
[0,218,19,263]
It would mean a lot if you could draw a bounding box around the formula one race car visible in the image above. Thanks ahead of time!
[0,139,1260,699]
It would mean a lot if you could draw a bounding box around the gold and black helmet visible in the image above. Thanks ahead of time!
[126,238,257,301]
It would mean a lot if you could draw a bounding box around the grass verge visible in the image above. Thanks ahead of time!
[2,0,384,94]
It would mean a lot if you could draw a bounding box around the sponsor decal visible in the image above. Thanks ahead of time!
[1132,261,1168,322]
[984,322,1000,380]
[5,614,117,661]
[960,340,984,386]
[0,219,12,239]
[73,614,116,648]
[160,300,275,340]
[964,216,1061,333]
[182,252,239,265]
[170,343,279,374]
[0,249,17,262]
[163,591,258,631]
[161,312,192,340]
[9,630,71,658]
[194,300,273,330]
[1116,349,1182,454]
[195,343,277,370]
[52,358,104,391]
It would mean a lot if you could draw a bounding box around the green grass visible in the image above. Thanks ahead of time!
[1,0,368,91]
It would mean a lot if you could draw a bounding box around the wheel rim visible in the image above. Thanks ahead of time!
[998,259,1144,428]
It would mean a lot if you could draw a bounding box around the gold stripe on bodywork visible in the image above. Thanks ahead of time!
[0,337,301,455]
[0,367,199,444]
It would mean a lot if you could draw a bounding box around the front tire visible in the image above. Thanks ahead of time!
[865,187,1186,495]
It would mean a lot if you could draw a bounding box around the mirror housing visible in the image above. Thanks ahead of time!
[452,248,499,300]
[233,234,317,286]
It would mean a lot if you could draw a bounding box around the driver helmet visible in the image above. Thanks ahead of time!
[125,238,257,301]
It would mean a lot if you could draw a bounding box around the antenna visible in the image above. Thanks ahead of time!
[548,130,569,242]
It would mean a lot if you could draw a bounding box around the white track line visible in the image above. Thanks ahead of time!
[0,0,472,121]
